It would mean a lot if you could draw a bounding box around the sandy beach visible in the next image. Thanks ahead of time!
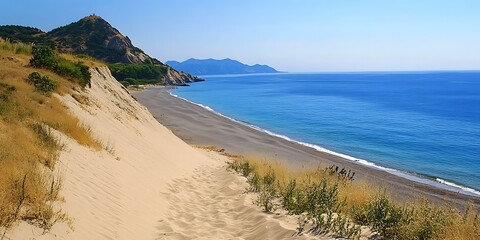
[133,87,480,208]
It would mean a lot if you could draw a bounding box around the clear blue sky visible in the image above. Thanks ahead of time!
[2,0,480,72]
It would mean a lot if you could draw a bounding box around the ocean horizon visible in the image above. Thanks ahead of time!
[172,71,480,196]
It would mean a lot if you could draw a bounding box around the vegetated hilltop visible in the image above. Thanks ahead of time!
[0,15,202,86]
[166,58,279,75]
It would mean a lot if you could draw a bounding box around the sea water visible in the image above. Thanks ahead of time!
[172,72,480,195]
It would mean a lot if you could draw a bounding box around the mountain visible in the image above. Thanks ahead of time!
[48,15,155,64]
[166,58,279,75]
[0,15,201,85]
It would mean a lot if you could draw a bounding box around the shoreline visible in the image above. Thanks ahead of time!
[133,87,480,207]
[169,91,480,198]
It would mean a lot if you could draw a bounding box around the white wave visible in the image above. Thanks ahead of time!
[168,91,480,197]
[436,178,480,196]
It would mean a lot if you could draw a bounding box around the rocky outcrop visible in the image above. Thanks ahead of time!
[164,67,204,85]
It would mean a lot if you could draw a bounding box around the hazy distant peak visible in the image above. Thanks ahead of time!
[166,58,279,75]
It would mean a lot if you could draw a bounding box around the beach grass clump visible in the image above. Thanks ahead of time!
[30,123,63,169]
[255,166,278,213]
[220,148,480,240]
[0,38,32,55]
[0,50,100,236]
[352,193,403,238]
[226,155,362,238]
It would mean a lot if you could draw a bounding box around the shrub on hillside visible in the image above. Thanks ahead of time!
[29,46,91,88]
[56,59,91,87]
[29,46,57,69]
[108,63,166,86]
[27,72,58,96]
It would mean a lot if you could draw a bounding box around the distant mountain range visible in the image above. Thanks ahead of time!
[166,58,279,75]
[0,15,201,85]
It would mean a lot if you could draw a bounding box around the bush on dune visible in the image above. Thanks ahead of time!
[27,72,58,96]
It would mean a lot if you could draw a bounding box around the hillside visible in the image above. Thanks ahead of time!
[166,58,279,75]
[0,15,201,86]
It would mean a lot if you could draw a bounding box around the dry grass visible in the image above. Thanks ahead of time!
[0,38,32,55]
[0,42,100,235]
[201,146,480,239]
[59,53,104,68]
[0,51,101,150]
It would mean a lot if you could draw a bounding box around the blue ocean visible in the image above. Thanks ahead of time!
[172,72,480,195]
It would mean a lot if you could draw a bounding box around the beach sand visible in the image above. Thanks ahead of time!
[133,87,480,208]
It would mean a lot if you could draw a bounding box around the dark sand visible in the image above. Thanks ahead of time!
[133,87,480,207]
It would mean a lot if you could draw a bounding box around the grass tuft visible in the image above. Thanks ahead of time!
[0,38,32,55]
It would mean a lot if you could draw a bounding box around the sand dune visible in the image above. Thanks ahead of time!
[6,67,331,239]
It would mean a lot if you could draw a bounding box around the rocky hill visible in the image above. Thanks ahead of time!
[0,15,201,85]
[166,58,279,75]
[48,15,155,64]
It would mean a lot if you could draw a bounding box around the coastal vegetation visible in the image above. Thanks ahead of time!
[214,147,480,239]
[108,63,167,86]
[0,39,101,237]
[29,46,91,88]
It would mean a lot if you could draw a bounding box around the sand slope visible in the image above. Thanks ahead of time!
[157,150,323,240]
[6,67,333,239]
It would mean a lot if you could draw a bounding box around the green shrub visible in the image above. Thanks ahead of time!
[55,59,82,79]
[256,185,277,213]
[400,200,453,240]
[247,172,261,192]
[358,194,403,238]
[281,179,299,213]
[108,63,166,86]
[55,59,91,87]
[27,72,58,95]
[255,167,278,213]
[227,159,254,178]
[29,46,58,69]
[29,46,91,88]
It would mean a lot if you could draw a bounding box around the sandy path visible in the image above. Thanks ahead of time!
[157,150,320,240]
